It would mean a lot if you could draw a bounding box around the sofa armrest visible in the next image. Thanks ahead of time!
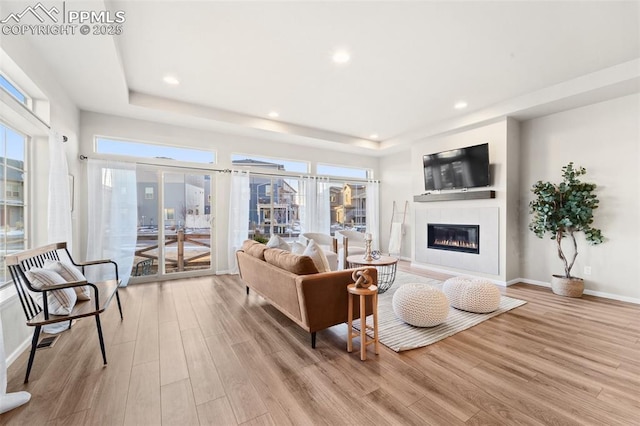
[295,268,377,332]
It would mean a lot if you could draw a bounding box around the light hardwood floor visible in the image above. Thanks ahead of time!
[1,262,639,425]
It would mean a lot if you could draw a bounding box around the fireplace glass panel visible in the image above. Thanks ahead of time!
[427,223,479,254]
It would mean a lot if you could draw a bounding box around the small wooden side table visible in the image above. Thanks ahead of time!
[347,284,379,361]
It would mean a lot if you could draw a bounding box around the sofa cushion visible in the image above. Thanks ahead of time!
[241,240,268,260]
[264,248,319,275]
[266,235,291,251]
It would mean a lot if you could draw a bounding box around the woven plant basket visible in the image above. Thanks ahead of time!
[551,275,584,298]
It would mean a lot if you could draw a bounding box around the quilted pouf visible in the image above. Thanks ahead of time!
[443,277,501,313]
[392,284,449,327]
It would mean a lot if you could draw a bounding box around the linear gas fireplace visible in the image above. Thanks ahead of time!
[427,223,480,254]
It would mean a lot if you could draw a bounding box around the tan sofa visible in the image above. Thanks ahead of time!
[237,240,376,348]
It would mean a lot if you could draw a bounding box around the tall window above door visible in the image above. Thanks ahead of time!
[96,137,215,164]
[231,154,309,173]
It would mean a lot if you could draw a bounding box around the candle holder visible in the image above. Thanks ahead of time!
[364,233,373,261]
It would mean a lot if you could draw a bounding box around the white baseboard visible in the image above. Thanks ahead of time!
[7,336,30,367]
[515,278,640,305]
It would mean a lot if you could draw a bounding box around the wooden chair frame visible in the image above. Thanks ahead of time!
[6,242,123,383]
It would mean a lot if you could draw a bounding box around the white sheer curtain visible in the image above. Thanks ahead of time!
[316,177,332,234]
[366,180,380,250]
[86,160,137,286]
[0,316,30,413]
[228,170,250,274]
[47,131,72,251]
[300,176,318,233]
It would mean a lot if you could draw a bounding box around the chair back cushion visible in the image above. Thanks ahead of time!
[26,268,77,315]
[44,260,91,300]
[337,230,366,246]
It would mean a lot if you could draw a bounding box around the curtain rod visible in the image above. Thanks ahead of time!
[77,155,378,183]
[9,99,67,141]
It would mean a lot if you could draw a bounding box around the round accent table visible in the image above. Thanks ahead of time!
[347,284,379,361]
[347,255,398,294]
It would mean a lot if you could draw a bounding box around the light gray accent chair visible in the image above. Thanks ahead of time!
[336,230,367,269]
[300,233,339,271]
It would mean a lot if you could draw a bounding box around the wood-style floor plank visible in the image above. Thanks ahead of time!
[160,378,200,426]
[159,320,190,386]
[181,326,226,405]
[196,396,239,425]
[123,360,161,426]
[1,263,638,426]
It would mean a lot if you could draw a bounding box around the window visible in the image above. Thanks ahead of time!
[248,176,301,242]
[329,182,367,234]
[0,74,27,104]
[232,154,309,173]
[145,187,154,199]
[317,164,370,179]
[0,123,26,288]
[96,137,215,164]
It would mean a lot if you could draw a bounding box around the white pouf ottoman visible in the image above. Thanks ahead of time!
[443,277,501,313]
[392,284,449,327]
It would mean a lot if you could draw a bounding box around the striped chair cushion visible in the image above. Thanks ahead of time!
[44,260,91,300]
[26,268,78,315]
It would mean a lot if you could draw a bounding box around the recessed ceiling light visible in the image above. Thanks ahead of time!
[332,49,350,64]
[268,111,279,118]
[163,75,180,85]
[369,134,379,140]
[454,101,468,109]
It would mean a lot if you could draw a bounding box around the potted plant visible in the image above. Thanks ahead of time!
[529,162,604,297]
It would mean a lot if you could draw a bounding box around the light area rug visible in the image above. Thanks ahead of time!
[352,270,527,352]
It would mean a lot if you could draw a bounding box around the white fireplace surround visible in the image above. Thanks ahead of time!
[415,207,499,275]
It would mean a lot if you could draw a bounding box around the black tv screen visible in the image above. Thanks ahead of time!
[423,143,490,191]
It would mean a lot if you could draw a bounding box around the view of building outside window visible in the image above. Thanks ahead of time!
[234,156,369,240]
[329,182,367,235]
[247,175,301,242]
[0,123,26,286]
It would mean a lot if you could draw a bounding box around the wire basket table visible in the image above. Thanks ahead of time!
[347,255,398,294]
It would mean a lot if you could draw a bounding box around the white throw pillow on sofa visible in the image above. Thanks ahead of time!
[290,241,306,255]
[266,235,291,251]
[303,239,331,273]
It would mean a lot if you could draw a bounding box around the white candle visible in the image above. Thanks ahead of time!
[365,232,372,241]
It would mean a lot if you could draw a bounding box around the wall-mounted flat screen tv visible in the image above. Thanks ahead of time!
[423,143,490,191]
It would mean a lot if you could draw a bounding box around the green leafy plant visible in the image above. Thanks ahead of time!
[253,234,269,244]
[529,162,604,278]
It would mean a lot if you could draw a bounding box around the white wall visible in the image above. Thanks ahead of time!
[0,37,80,363]
[379,149,413,259]
[78,111,380,271]
[519,94,640,301]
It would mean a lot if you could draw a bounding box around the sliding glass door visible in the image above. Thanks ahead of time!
[132,166,214,281]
